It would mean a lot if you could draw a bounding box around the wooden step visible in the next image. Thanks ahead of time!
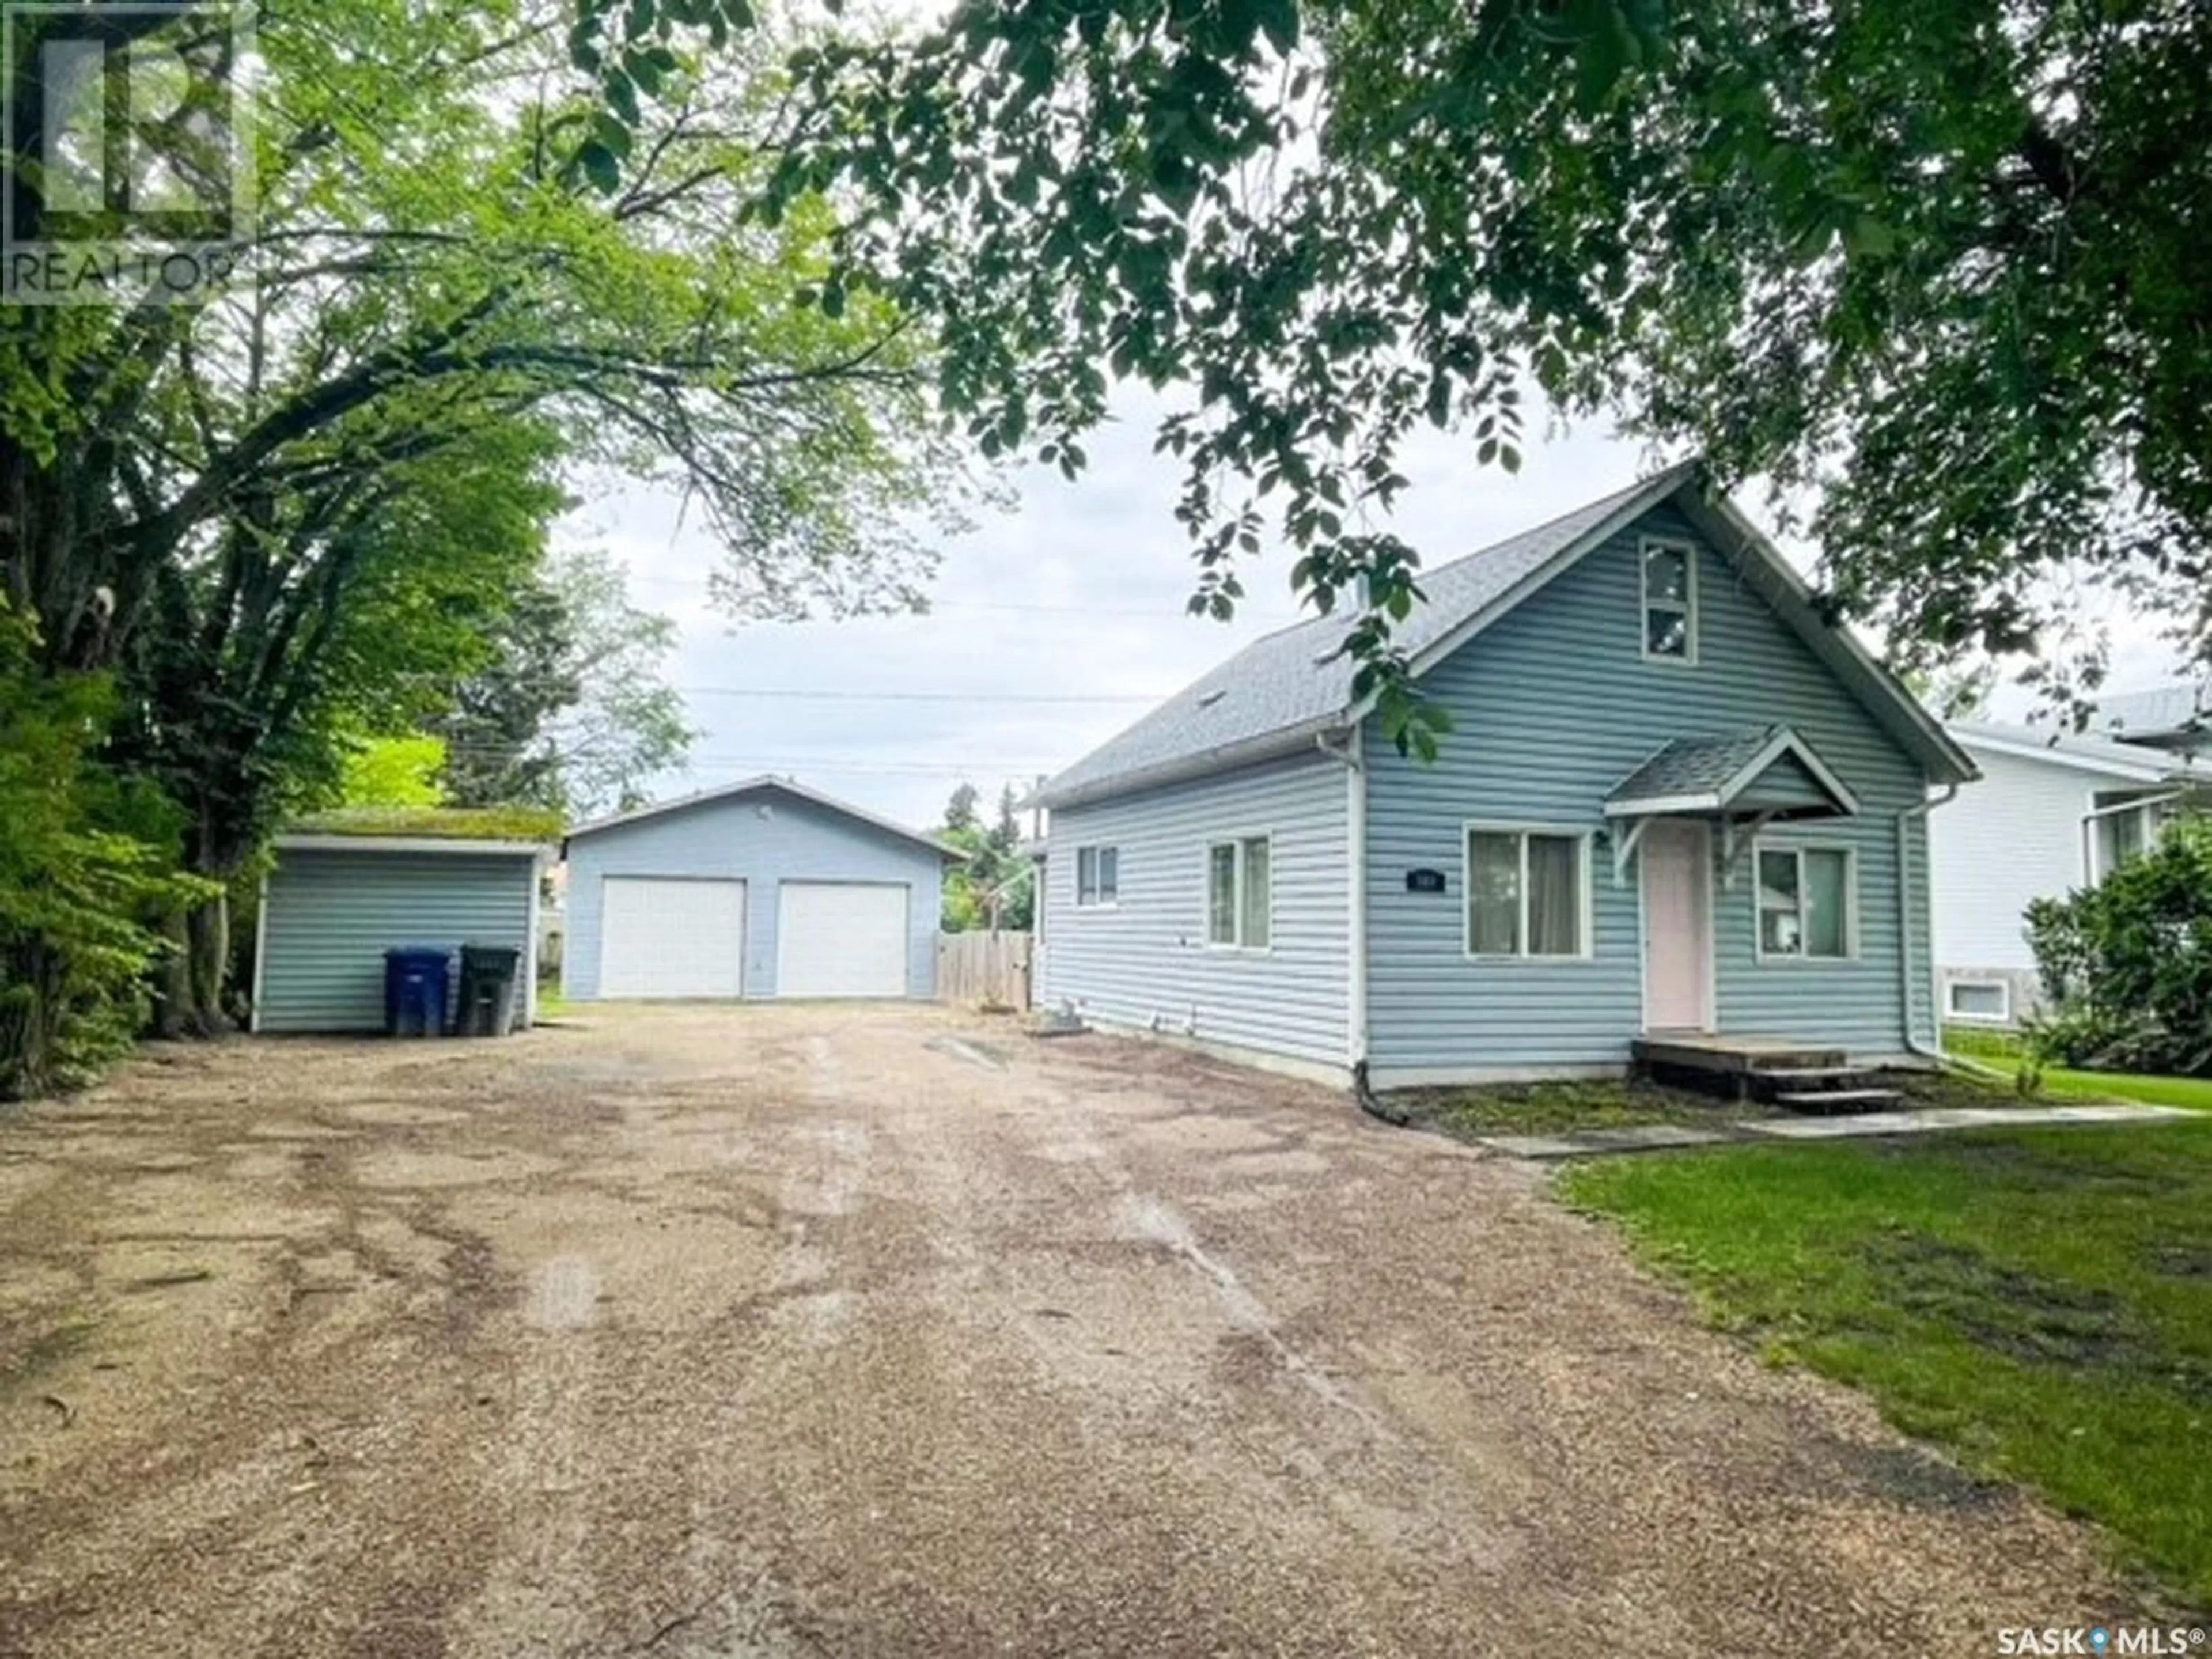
[1775,1088,1903,1115]
[1755,1066,1873,1085]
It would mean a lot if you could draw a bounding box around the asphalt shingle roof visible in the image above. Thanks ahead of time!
[1605,728,1789,806]
[1042,467,1691,804]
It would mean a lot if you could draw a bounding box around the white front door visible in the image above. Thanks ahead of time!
[599,877,746,998]
[1641,820,1713,1032]
[775,882,911,999]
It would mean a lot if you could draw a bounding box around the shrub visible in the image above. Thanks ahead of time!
[2025,817,2212,1075]
[0,606,211,1099]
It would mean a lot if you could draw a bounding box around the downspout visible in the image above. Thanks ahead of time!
[1320,728,1404,1124]
[1897,783,2004,1078]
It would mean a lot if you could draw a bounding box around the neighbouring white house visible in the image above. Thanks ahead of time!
[1930,715,2207,1027]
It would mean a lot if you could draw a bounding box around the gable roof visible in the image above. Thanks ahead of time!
[1603,726,1860,820]
[1039,464,1975,808]
[565,775,960,857]
[1947,719,2184,783]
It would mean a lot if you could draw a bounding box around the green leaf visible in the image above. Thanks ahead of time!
[579,139,623,195]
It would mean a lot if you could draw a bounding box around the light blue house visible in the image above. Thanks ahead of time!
[563,777,953,1002]
[1035,464,1980,1089]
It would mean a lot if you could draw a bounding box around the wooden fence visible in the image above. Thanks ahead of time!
[935,930,1033,1011]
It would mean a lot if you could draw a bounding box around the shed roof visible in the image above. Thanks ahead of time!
[1038,463,1974,808]
[565,774,960,858]
[285,806,564,844]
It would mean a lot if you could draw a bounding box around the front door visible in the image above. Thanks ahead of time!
[1641,820,1713,1032]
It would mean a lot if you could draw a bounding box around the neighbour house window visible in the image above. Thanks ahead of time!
[1465,827,1588,959]
[1207,836,1272,949]
[1076,845,1119,907]
[1755,844,1855,960]
[1946,980,2011,1023]
[2090,793,2155,882]
[1641,537,1698,662]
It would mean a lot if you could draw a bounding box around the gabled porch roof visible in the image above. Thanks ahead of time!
[1603,725,1859,822]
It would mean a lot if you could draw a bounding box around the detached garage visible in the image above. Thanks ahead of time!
[252,826,554,1033]
[563,777,954,1002]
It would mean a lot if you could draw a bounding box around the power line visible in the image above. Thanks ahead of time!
[612,576,1192,620]
[435,743,1060,778]
[672,684,1159,705]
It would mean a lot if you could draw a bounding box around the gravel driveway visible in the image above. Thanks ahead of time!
[0,1005,2128,1656]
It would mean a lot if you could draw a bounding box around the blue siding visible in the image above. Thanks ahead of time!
[258,849,537,1033]
[1039,751,1350,1071]
[565,789,944,999]
[1364,505,1937,1075]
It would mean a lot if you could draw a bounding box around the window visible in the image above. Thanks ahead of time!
[1755,844,1855,960]
[1207,836,1272,949]
[1464,827,1589,959]
[2090,794,2155,882]
[1076,844,1118,907]
[1641,537,1698,662]
[1946,980,2011,1023]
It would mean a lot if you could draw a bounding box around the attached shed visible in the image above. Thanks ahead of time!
[252,832,552,1034]
[563,777,955,1001]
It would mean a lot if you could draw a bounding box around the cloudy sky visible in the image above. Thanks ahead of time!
[563,393,2182,833]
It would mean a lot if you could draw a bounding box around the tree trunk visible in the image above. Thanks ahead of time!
[0,938,66,1100]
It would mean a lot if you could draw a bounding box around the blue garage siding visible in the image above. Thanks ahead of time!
[1037,750,1350,1073]
[1363,503,1936,1078]
[565,788,944,999]
[257,849,537,1033]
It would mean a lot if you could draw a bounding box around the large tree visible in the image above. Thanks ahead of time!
[2,0,964,1036]
[435,546,696,818]
[741,0,2212,732]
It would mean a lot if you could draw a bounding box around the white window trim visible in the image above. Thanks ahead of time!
[1945,978,2013,1024]
[1461,821,1597,963]
[1205,834,1276,953]
[1751,838,1861,964]
[1639,535,1699,666]
[1074,843,1119,911]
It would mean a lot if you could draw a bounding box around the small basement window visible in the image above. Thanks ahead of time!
[1946,980,2011,1023]
[1076,844,1119,907]
[1641,536,1698,663]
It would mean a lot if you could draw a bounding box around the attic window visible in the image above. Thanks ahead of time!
[1641,536,1698,664]
[1197,689,1226,708]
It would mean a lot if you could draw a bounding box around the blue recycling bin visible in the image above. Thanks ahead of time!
[384,946,452,1038]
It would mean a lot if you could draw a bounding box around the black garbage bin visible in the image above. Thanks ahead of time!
[384,946,453,1038]
[456,944,523,1037]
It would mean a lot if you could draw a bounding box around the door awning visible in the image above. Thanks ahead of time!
[1604,725,1859,821]
[1602,726,1858,886]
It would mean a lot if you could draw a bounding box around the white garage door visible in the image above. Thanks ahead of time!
[599,877,745,998]
[776,882,910,999]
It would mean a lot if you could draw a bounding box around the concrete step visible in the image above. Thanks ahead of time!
[1775,1088,1905,1115]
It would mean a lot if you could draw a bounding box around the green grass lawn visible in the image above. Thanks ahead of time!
[1563,1120,2212,1608]
[1946,1025,2212,1113]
